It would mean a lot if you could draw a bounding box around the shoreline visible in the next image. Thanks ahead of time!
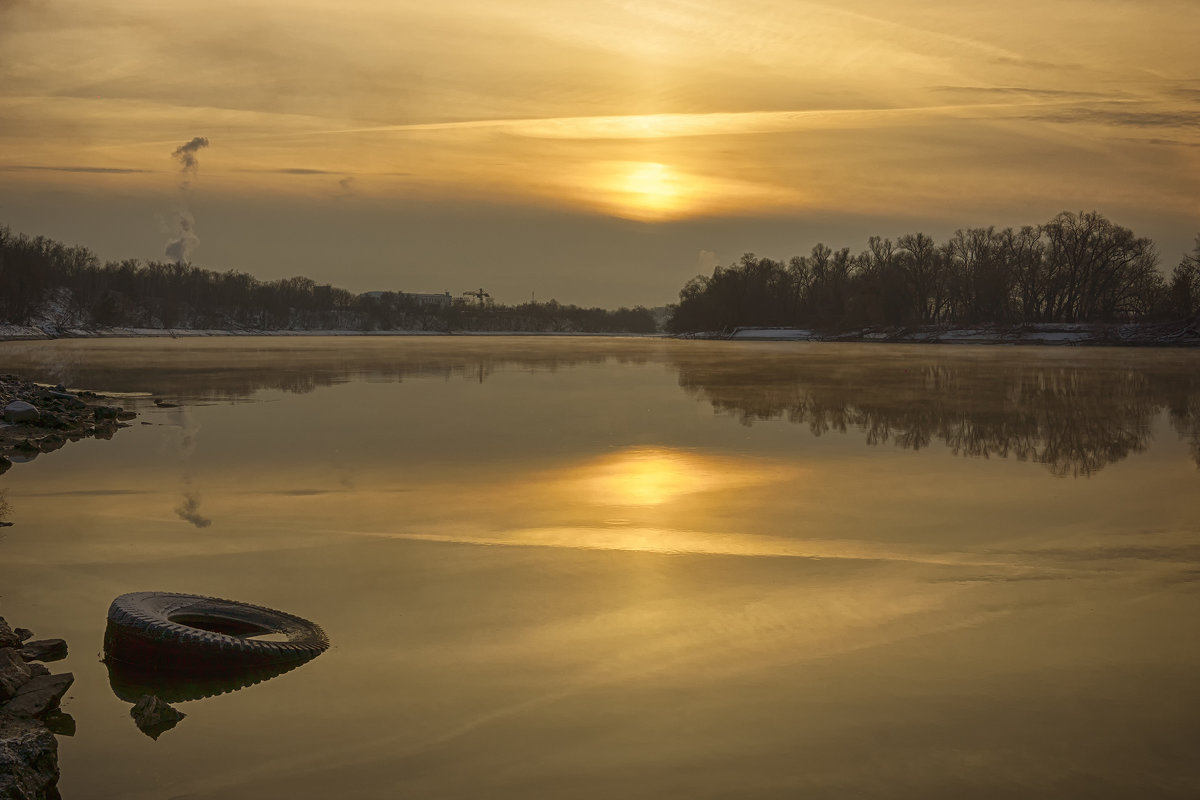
[0,325,659,342]
[2,321,1198,347]
[681,320,1200,347]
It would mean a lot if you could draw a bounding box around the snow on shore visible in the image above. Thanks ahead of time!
[699,322,1200,347]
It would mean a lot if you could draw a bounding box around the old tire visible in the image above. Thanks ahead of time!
[104,591,329,670]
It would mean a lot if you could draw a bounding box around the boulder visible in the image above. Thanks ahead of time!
[0,712,60,800]
[0,649,32,700]
[13,629,33,643]
[1,673,74,718]
[130,694,186,739]
[2,401,40,424]
[18,641,67,664]
[26,665,49,679]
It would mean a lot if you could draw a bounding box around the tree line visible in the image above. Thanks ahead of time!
[668,211,1200,333]
[0,226,658,334]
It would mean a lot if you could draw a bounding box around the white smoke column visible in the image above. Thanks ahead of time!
[164,210,198,263]
[165,136,209,263]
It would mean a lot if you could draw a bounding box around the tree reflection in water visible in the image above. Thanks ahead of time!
[2,339,1197,477]
[671,348,1200,477]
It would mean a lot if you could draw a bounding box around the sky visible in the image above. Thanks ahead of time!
[1,0,1198,307]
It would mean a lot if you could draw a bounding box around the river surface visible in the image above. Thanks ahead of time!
[1,337,1199,799]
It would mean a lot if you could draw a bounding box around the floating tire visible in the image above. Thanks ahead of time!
[104,591,329,670]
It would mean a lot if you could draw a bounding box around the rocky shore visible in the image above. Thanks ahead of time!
[0,375,137,478]
[0,617,73,800]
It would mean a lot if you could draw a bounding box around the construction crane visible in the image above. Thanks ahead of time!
[463,288,490,308]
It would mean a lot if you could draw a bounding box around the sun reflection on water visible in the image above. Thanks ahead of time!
[572,446,785,508]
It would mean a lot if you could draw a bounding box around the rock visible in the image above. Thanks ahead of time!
[26,665,49,679]
[0,649,32,701]
[130,695,186,739]
[1,673,73,718]
[0,619,20,648]
[0,712,60,800]
[2,401,40,424]
[0,456,11,475]
[18,641,67,664]
[92,406,119,420]
[36,412,64,429]
[154,399,179,408]
[13,629,33,643]
[43,391,84,409]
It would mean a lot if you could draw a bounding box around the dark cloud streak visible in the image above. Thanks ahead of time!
[0,165,150,174]
[932,85,1116,100]
[1027,108,1200,128]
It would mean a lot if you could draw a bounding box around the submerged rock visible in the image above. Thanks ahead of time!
[0,712,59,800]
[41,709,75,738]
[130,694,186,739]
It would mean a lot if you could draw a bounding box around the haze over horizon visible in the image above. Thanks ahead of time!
[2,0,1197,308]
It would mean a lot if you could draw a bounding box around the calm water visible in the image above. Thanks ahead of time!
[1,337,1199,799]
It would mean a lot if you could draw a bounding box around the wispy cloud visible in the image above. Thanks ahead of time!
[319,103,1072,142]
[265,167,340,175]
[0,165,150,173]
[1029,108,1200,128]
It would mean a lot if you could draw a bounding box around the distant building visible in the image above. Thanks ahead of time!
[406,292,453,308]
[360,291,453,308]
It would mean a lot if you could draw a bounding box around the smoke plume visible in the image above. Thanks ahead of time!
[165,136,209,263]
[164,210,199,264]
[172,136,210,181]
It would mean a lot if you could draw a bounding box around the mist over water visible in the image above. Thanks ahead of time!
[1,337,1199,798]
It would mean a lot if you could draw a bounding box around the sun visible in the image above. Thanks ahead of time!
[592,161,690,221]
[622,162,680,216]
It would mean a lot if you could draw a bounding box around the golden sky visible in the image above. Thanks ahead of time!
[1,0,1198,305]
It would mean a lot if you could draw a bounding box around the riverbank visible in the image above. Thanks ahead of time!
[0,374,138,477]
[680,320,1200,347]
[6,320,1200,346]
[0,324,656,341]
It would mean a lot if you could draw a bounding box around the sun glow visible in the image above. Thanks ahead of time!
[570,447,793,508]
[617,162,682,220]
